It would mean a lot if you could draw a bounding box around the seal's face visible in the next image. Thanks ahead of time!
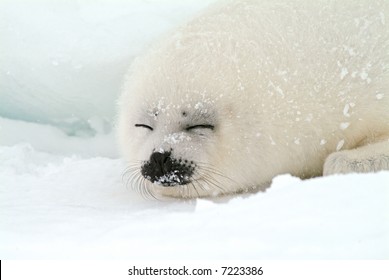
[119,93,234,198]
[135,101,217,188]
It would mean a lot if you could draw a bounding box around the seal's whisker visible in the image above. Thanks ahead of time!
[193,179,206,192]
[197,163,244,190]
[122,159,243,199]
[130,172,141,193]
[184,184,189,199]
[124,172,134,191]
[196,162,233,179]
[190,181,201,197]
[200,174,228,194]
[122,166,142,187]
[139,177,148,199]
[144,179,160,200]
[121,161,142,175]
[126,170,142,191]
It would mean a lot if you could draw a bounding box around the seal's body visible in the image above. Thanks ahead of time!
[118,0,389,198]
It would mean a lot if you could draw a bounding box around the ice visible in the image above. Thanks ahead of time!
[0,117,117,158]
[0,0,215,134]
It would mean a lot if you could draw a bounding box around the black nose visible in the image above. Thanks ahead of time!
[141,152,194,186]
[150,152,172,174]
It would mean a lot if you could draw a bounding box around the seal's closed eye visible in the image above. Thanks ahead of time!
[186,124,215,131]
[135,124,153,131]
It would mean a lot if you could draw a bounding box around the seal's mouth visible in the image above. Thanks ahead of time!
[148,171,192,187]
[141,152,195,187]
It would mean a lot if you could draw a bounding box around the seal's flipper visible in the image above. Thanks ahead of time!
[323,139,389,175]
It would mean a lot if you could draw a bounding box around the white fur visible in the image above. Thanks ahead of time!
[118,0,389,198]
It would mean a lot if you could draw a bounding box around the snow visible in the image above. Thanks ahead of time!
[336,140,345,151]
[1,0,389,260]
[163,132,192,145]
[343,104,350,117]
[376,93,384,100]
[340,122,350,130]
[340,68,348,80]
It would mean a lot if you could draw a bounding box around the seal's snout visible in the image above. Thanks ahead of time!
[150,151,171,173]
[141,152,195,186]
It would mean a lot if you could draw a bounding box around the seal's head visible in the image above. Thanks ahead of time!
[118,84,243,198]
[118,16,274,198]
[117,40,268,198]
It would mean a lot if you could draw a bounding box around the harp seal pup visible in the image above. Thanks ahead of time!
[118,0,389,198]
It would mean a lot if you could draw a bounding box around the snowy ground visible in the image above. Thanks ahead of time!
[1,0,389,259]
